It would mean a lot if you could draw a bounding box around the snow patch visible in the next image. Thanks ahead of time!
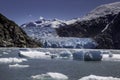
[31,72,68,80]
[65,18,80,25]
[79,75,120,80]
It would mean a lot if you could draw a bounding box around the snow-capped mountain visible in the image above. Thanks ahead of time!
[82,2,120,20]
[21,17,80,39]
[21,18,66,39]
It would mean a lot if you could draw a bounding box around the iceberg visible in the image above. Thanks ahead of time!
[19,50,51,59]
[79,75,120,80]
[31,72,68,80]
[73,51,102,61]
[102,53,120,61]
[59,50,73,59]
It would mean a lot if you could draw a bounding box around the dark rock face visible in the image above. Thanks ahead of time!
[0,13,41,47]
[56,14,115,38]
[95,12,120,49]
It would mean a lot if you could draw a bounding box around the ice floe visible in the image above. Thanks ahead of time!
[31,72,68,80]
[19,50,51,59]
[0,58,27,64]
[79,75,120,80]
[9,63,29,68]
[102,53,120,61]
[3,52,9,54]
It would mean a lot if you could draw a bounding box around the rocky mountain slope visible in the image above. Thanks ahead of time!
[95,12,120,49]
[0,13,41,47]
[56,2,120,49]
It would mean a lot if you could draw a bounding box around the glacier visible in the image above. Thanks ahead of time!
[21,17,81,39]
[40,37,97,49]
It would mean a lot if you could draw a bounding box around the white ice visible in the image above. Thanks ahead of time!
[20,50,51,59]
[102,53,120,61]
[0,58,27,64]
[31,72,68,80]
[3,52,9,54]
[40,37,97,48]
[79,75,120,80]
[9,63,29,68]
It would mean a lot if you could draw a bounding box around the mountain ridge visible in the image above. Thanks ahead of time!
[0,13,41,47]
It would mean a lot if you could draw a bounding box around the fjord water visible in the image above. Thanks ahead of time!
[0,49,120,80]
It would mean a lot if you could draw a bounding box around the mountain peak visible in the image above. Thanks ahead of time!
[82,1,120,20]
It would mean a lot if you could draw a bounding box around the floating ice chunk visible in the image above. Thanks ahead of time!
[9,64,29,68]
[31,72,69,80]
[79,75,120,80]
[19,50,51,59]
[59,50,73,59]
[102,54,120,61]
[0,58,27,64]
[3,52,9,54]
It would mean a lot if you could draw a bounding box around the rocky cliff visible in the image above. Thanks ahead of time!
[95,12,120,49]
[0,13,41,47]
[55,2,120,49]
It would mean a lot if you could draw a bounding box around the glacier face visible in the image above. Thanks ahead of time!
[40,37,97,49]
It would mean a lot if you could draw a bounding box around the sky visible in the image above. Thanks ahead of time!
[0,0,120,25]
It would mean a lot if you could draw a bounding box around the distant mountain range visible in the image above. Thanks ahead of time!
[21,17,80,39]
[21,1,120,49]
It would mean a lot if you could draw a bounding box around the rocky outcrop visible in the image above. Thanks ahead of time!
[95,12,120,49]
[0,13,41,47]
